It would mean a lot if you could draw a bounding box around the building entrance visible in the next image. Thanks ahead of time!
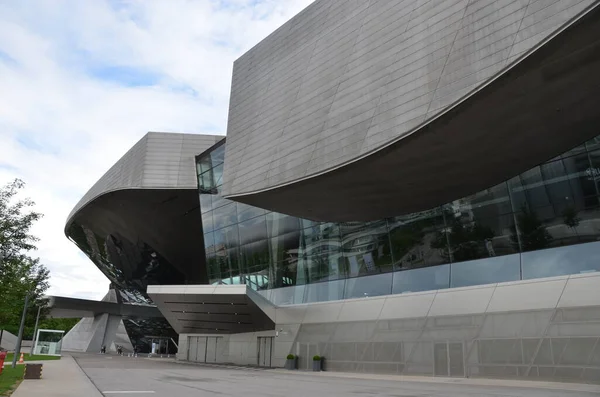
[257,337,273,367]
[188,336,221,363]
[434,342,465,377]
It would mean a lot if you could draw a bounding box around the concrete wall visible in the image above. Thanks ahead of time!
[179,272,600,384]
[222,0,595,198]
[0,330,31,352]
[62,314,134,353]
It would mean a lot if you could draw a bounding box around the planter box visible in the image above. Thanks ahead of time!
[285,357,297,370]
[312,360,322,372]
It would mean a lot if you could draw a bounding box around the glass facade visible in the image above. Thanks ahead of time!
[198,137,600,304]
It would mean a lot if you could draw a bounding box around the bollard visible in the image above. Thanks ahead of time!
[24,363,43,379]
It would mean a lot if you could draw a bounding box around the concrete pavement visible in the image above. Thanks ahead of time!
[70,353,600,397]
[9,352,600,397]
[11,355,102,397]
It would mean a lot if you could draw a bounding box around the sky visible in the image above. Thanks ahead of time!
[0,0,314,300]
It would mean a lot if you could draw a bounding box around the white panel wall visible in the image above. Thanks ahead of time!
[178,272,600,383]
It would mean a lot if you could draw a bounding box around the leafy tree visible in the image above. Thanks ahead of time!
[38,318,80,335]
[0,179,50,339]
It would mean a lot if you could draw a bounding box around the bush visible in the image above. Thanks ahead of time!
[313,355,321,361]
[286,354,295,360]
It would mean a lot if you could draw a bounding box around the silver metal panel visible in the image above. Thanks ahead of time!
[223,0,600,222]
[279,273,600,383]
[66,132,221,225]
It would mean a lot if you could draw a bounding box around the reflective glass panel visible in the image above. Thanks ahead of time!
[239,215,268,245]
[213,225,239,249]
[389,211,447,271]
[269,231,301,264]
[271,260,297,288]
[271,285,306,305]
[450,254,521,288]
[457,182,512,217]
[203,232,215,256]
[199,171,215,192]
[267,212,301,237]
[200,194,212,214]
[575,205,600,244]
[343,273,393,299]
[210,144,226,166]
[299,253,345,284]
[212,163,224,187]
[391,264,450,294]
[522,241,600,280]
[445,214,518,262]
[301,218,322,229]
[342,221,392,276]
[239,239,270,276]
[213,202,237,230]
[211,194,229,211]
[195,135,600,302]
[237,202,265,223]
[304,278,346,303]
[201,210,214,233]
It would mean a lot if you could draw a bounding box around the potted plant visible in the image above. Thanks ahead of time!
[312,355,322,372]
[285,354,297,370]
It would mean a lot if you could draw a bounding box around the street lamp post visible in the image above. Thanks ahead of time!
[11,293,29,368]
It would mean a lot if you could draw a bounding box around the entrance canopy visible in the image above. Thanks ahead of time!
[147,285,276,335]
[48,296,162,319]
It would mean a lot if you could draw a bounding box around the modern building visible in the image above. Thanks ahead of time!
[67,0,600,383]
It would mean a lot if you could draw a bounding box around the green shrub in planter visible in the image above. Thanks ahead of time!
[285,354,297,370]
[312,355,322,371]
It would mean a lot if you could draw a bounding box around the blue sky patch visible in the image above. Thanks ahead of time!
[87,64,162,87]
[0,50,18,67]
[16,133,61,155]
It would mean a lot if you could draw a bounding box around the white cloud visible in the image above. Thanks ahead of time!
[0,0,314,300]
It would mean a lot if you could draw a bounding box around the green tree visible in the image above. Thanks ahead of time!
[0,179,50,339]
[37,318,80,334]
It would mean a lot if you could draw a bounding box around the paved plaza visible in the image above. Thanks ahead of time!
[10,353,600,397]
[64,353,600,397]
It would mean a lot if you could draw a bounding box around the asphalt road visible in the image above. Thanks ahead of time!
[72,353,600,397]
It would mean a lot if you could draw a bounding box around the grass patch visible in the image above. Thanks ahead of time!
[4,354,60,363]
[0,365,25,396]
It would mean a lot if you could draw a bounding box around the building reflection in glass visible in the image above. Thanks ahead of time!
[199,136,600,300]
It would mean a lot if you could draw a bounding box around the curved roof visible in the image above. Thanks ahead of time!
[64,132,223,293]
[222,0,600,221]
[66,132,223,226]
